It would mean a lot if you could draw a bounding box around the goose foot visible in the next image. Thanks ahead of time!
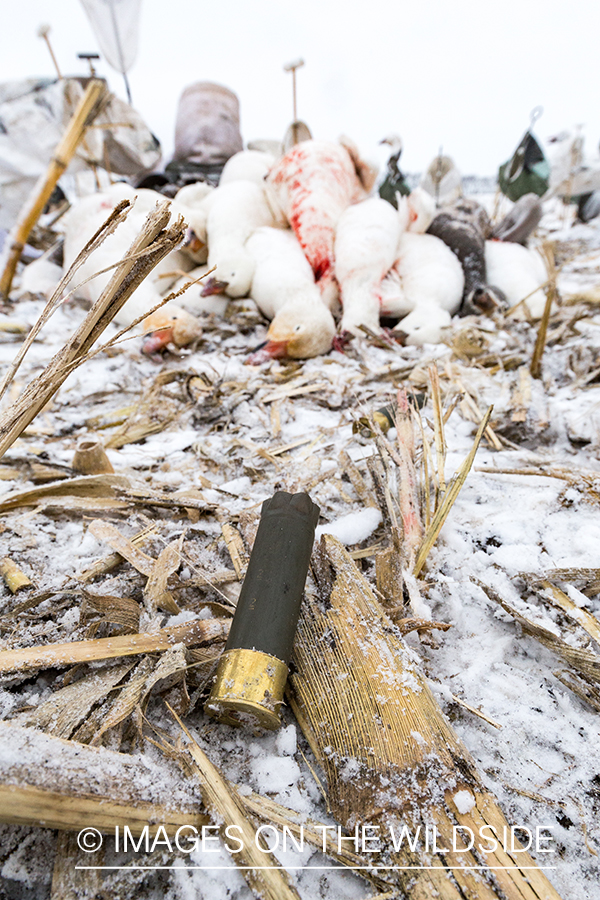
[382,327,407,346]
[332,330,354,353]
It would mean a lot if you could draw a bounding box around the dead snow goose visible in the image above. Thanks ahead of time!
[172,181,215,265]
[379,196,464,344]
[204,179,282,298]
[142,304,203,357]
[334,196,403,336]
[484,240,549,318]
[244,226,336,362]
[171,265,229,317]
[427,198,507,316]
[219,149,275,186]
[61,183,178,327]
[265,138,374,310]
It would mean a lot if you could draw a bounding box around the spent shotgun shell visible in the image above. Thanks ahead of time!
[206,490,320,729]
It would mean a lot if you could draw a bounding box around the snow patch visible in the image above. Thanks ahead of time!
[316,507,382,545]
[453,790,476,814]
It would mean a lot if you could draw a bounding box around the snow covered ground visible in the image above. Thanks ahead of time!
[0,196,599,898]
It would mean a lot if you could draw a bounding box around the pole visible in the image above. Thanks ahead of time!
[283,58,304,147]
[0,80,108,301]
[37,25,63,80]
[292,68,297,122]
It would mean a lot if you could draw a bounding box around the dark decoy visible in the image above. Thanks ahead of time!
[378,134,410,208]
[492,193,543,244]
[427,199,506,316]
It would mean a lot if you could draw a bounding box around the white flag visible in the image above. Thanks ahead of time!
[80,0,142,75]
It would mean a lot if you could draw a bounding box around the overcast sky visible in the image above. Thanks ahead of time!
[1,0,599,176]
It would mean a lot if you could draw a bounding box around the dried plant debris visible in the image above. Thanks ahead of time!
[3,197,600,898]
[474,578,600,687]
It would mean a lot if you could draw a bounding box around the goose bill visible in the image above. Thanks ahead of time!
[245,339,289,365]
[184,229,206,254]
[142,327,173,356]
[201,276,229,296]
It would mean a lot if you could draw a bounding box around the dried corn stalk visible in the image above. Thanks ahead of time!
[11,660,135,738]
[0,474,130,514]
[527,578,600,645]
[475,579,600,686]
[530,243,557,379]
[0,722,207,835]
[90,646,188,745]
[170,707,302,900]
[0,202,186,460]
[0,557,32,592]
[288,535,562,900]
[0,617,230,676]
[413,407,492,577]
[78,524,158,582]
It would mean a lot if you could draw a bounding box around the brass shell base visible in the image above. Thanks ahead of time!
[205,648,288,730]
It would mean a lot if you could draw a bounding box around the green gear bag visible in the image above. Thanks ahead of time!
[498,130,550,201]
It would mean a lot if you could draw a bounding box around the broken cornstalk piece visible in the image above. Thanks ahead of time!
[0,79,108,299]
[288,535,562,899]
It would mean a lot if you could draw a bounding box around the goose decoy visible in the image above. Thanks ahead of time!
[377,134,410,208]
[546,128,600,198]
[576,191,600,223]
[420,153,462,206]
[491,193,543,244]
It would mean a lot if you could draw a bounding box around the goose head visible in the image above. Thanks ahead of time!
[396,305,452,345]
[379,134,403,155]
[246,299,336,364]
[201,275,230,297]
[406,188,435,233]
[209,250,255,298]
[462,285,508,317]
[183,226,207,261]
[142,305,203,357]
